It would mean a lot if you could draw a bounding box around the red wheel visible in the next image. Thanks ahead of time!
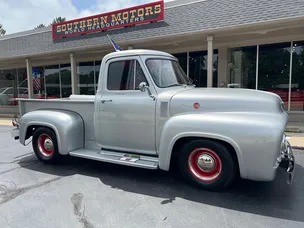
[178,139,236,190]
[188,148,222,182]
[32,127,60,164]
[37,134,54,157]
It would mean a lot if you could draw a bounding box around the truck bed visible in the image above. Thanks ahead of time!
[18,95,96,142]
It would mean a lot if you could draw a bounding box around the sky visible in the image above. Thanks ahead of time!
[0,0,176,35]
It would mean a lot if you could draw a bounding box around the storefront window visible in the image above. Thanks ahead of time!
[45,65,60,99]
[189,50,218,87]
[189,51,207,87]
[95,60,102,91]
[173,53,187,76]
[78,61,95,95]
[60,63,72,98]
[0,69,17,106]
[258,42,291,110]
[17,68,27,92]
[228,46,256,89]
[291,41,304,111]
[213,52,218,87]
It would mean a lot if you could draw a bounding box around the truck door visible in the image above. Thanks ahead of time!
[96,56,157,155]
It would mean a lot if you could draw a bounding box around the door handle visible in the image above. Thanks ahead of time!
[101,99,112,103]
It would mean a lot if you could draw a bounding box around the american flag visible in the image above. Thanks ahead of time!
[32,69,42,92]
[107,34,123,52]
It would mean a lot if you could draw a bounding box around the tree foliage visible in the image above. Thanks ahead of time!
[35,24,46,29]
[51,17,66,25]
[34,17,66,29]
[0,24,6,36]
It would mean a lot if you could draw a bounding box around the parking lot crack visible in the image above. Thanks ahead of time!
[0,161,40,175]
[0,177,62,206]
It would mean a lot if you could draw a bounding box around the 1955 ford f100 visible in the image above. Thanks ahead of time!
[11,49,295,190]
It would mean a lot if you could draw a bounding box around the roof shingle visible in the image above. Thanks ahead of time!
[0,0,304,59]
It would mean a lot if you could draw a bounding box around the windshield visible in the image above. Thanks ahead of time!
[146,59,193,88]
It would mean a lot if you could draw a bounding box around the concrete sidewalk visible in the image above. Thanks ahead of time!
[0,118,11,126]
[285,133,304,150]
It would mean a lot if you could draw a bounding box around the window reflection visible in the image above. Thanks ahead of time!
[45,65,60,99]
[189,51,207,87]
[172,53,187,76]
[0,69,16,105]
[17,68,27,93]
[189,50,218,87]
[228,46,256,89]
[95,60,102,92]
[78,61,95,95]
[258,42,291,110]
[60,63,72,98]
[291,41,304,111]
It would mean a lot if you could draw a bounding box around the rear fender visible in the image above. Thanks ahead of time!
[19,109,84,155]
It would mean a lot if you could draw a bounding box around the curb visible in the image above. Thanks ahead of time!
[292,146,304,151]
[285,128,301,133]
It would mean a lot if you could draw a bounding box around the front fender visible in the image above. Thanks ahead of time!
[158,112,287,181]
[19,109,84,155]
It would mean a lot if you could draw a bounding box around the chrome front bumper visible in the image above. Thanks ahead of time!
[277,135,295,185]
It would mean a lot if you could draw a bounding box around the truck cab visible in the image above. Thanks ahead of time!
[94,50,192,155]
[11,49,295,191]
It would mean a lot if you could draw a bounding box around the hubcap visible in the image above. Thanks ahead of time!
[197,154,215,172]
[38,134,54,157]
[44,138,53,151]
[188,148,222,182]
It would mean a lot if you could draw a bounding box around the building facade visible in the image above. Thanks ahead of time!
[0,0,304,119]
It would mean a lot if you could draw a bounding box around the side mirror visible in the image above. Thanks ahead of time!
[139,82,148,92]
[138,81,155,100]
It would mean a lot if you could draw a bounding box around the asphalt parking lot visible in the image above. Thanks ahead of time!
[0,125,304,228]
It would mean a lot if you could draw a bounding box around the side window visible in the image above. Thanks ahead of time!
[107,60,134,90]
[107,60,148,91]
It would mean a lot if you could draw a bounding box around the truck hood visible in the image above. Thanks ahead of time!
[169,88,284,115]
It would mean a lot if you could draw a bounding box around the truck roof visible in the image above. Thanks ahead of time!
[103,49,175,62]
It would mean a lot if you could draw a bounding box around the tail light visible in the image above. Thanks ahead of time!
[12,118,19,127]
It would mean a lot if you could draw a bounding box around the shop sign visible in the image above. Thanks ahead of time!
[52,0,164,39]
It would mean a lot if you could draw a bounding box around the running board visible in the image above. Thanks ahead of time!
[69,149,158,169]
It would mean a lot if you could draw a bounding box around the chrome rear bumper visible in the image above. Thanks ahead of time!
[11,118,20,140]
[278,135,295,184]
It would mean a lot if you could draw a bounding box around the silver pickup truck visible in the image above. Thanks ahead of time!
[11,49,295,190]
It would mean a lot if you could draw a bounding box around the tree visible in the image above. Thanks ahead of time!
[34,17,66,29]
[51,17,66,25]
[35,24,46,29]
[0,24,6,36]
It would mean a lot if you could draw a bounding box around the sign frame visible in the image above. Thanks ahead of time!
[52,0,164,40]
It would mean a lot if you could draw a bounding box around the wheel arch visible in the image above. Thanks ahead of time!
[19,109,84,155]
[159,133,244,177]
[169,136,240,176]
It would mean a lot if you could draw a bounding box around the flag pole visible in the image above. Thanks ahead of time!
[107,34,123,52]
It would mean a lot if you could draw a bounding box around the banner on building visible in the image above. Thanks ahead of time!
[52,0,164,39]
